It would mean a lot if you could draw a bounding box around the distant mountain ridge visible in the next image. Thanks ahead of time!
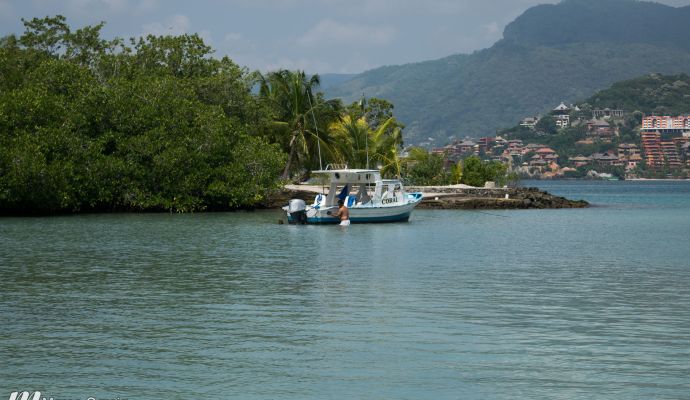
[504,0,690,51]
[326,0,690,144]
[318,73,356,90]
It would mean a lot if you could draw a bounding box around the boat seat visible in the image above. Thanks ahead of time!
[344,195,356,207]
[312,194,326,208]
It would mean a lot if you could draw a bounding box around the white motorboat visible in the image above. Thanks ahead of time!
[284,166,423,224]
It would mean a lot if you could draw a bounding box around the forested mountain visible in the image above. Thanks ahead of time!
[327,0,690,144]
[583,73,690,115]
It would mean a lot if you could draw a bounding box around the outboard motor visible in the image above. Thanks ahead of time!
[287,199,308,224]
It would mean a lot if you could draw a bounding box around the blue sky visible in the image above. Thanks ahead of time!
[2,0,690,74]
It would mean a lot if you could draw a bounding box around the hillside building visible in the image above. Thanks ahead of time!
[507,139,524,151]
[617,143,640,157]
[553,102,571,129]
[625,154,644,170]
[525,143,546,152]
[641,115,690,135]
[535,147,558,161]
[529,157,547,171]
[586,119,617,141]
[570,155,591,168]
[593,108,624,119]
[456,140,479,155]
[431,147,448,156]
[617,143,642,170]
[641,131,665,168]
[591,151,622,167]
[433,139,480,158]
[478,137,496,153]
[681,142,690,167]
[661,140,682,168]
[640,130,686,169]
[520,116,540,129]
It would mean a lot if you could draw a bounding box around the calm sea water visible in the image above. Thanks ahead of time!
[1,181,689,400]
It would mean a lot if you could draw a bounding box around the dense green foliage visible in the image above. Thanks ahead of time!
[403,149,509,187]
[0,16,286,213]
[534,116,557,135]
[0,16,412,213]
[258,71,406,180]
[328,0,690,143]
[402,148,449,186]
[258,70,341,178]
[460,156,509,188]
[328,98,405,177]
[583,73,690,115]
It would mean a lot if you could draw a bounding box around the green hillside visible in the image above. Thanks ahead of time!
[327,0,690,144]
[584,73,690,115]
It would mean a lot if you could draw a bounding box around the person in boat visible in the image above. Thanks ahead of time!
[329,199,350,226]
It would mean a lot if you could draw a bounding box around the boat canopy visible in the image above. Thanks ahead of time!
[311,169,381,185]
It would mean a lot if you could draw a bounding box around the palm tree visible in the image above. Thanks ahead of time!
[370,116,404,178]
[328,114,405,177]
[259,69,340,179]
[328,115,369,168]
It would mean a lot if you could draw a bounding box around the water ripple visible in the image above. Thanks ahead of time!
[2,182,690,399]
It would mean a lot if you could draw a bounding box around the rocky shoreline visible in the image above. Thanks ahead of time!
[411,186,588,209]
[266,185,588,209]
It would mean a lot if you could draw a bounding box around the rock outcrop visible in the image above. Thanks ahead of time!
[412,187,588,209]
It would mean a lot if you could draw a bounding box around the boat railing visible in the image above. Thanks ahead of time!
[324,163,348,170]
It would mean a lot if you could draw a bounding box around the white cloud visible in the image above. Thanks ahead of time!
[298,19,395,47]
[483,21,500,35]
[141,14,190,36]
